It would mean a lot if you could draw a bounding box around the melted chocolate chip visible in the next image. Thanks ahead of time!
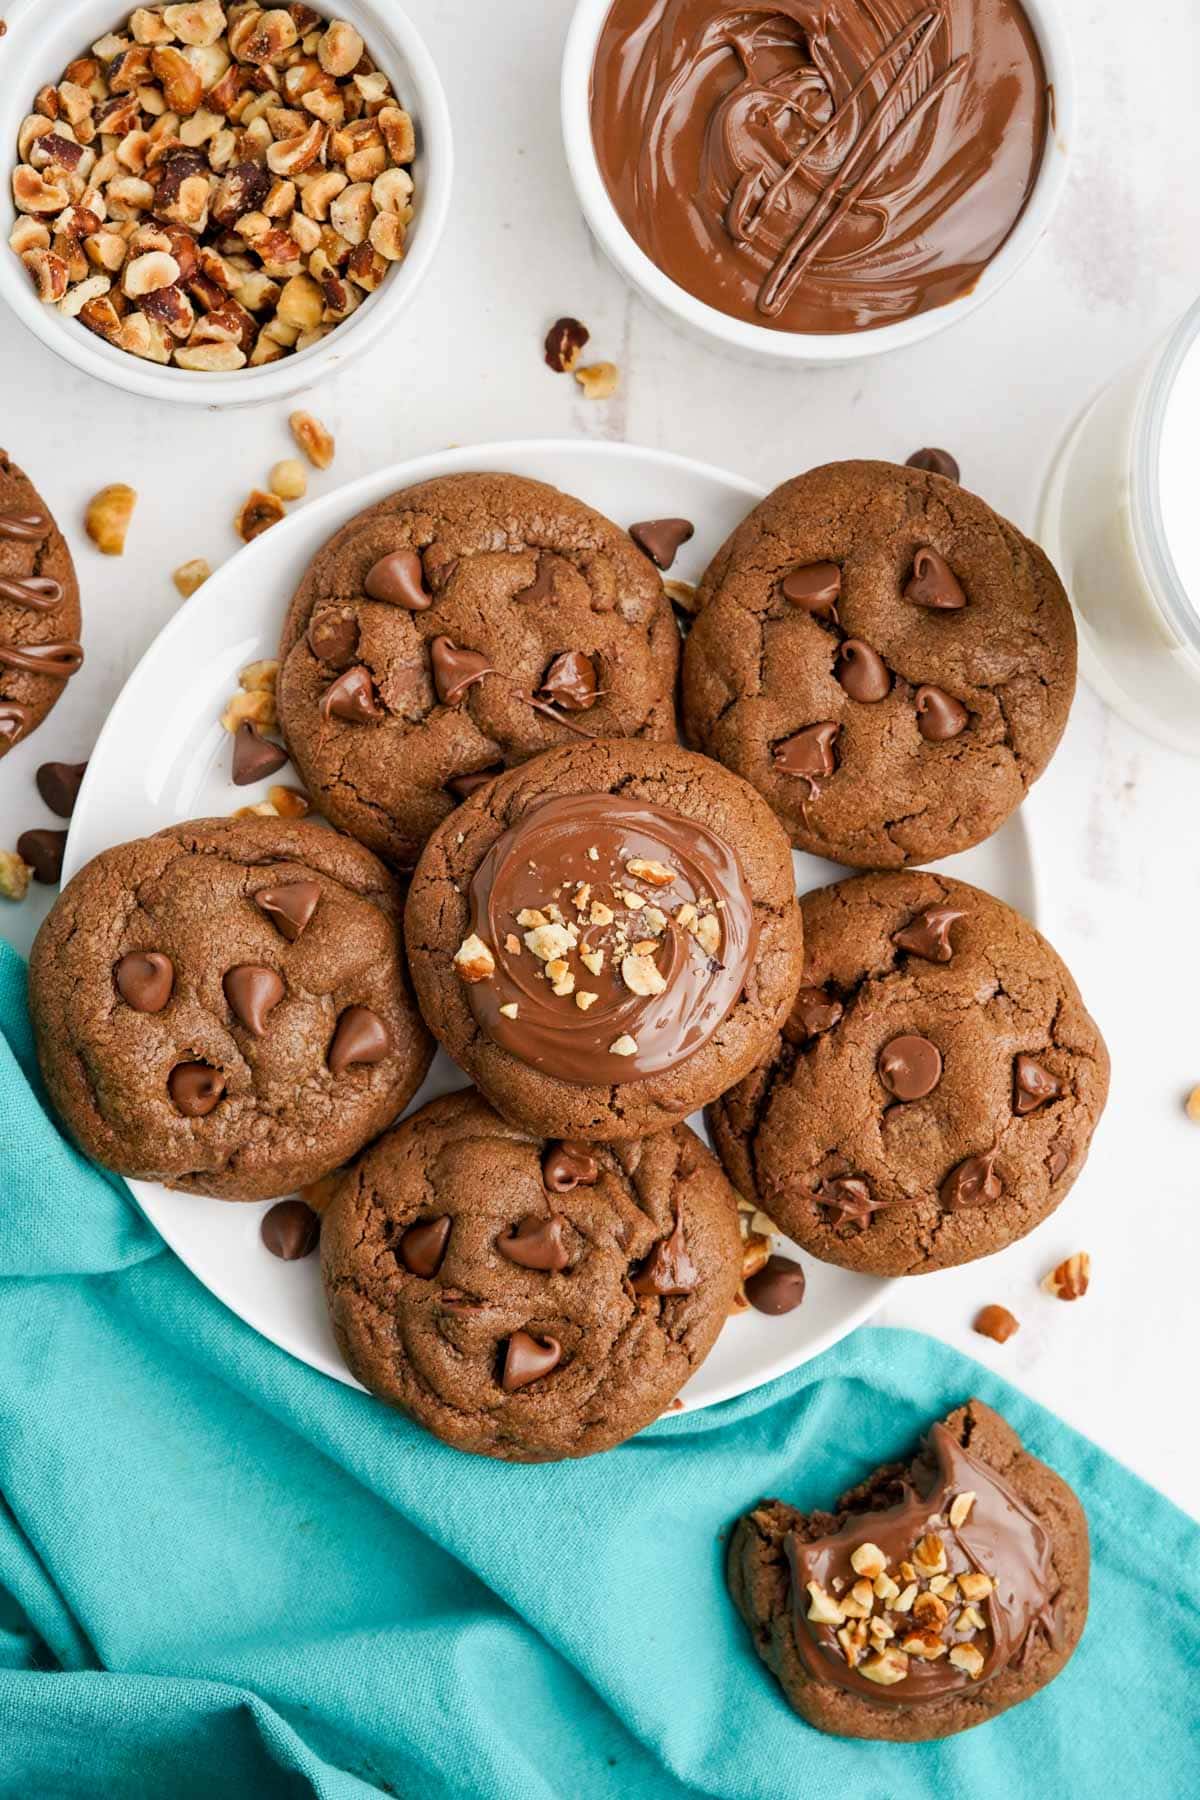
[538,650,598,712]
[254,881,320,943]
[1046,1138,1072,1182]
[904,547,967,611]
[327,1005,390,1075]
[745,1254,806,1315]
[782,562,841,620]
[1013,1055,1064,1116]
[232,722,289,786]
[0,704,34,749]
[906,448,960,482]
[941,1152,1003,1210]
[16,829,66,884]
[915,684,969,741]
[321,666,383,724]
[447,767,503,801]
[168,1062,225,1117]
[307,611,359,668]
[431,638,494,707]
[629,517,695,570]
[773,722,839,784]
[398,1215,452,1278]
[224,965,285,1036]
[497,1215,572,1272]
[893,906,965,963]
[114,952,174,1013]
[364,549,431,610]
[543,1142,599,1193]
[36,760,87,818]
[786,985,844,1041]
[261,1199,320,1261]
[835,639,891,703]
[631,1212,698,1296]
[817,1175,881,1226]
[878,1034,943,1101]
[501,1331,562,1391]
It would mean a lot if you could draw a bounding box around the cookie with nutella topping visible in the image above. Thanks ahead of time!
[405,743,804,1141]
[278,472,680,869]
[708,871,1108,1275]
[28,817,432,1201]
[320,1089,743,1460]
[728,1400,1088,1740]
[683,461,1076,867]
[0,450,82,756]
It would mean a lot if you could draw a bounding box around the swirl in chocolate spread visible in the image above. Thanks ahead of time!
[788,1422,1060,1702]
[465,793,758,1084]
[590,0,1049,334]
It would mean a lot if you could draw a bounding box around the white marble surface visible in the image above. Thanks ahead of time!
[1,0,1198,1512]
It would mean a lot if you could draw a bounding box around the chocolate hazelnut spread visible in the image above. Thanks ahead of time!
[590,0,1049,334]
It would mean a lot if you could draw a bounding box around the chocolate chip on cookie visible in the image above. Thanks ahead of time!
[708,872,1108,1277]
[28,816,433,1201]
[320,1090,743,1460]
[0,451,83,757]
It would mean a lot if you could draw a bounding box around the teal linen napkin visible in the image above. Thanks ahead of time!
[1,940,1197,1800]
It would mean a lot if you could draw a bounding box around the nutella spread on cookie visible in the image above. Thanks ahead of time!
[788,1422,1059,1701]
[590,0,1049,334]
[462,793,758,1084]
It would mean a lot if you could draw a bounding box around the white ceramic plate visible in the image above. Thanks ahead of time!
[65,440,1036,1413]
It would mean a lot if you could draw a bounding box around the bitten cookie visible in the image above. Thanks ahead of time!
[709,872,1108,1276]
[727,1400,1089,1741]
[277,472,680,868]
[404,742,805,1141]
[28,816,433,1200]
[0,450,83,756]
[321,1088,743,1460]
[682,461,1076,867]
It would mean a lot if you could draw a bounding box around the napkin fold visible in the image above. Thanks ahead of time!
[1,940,1197,1800]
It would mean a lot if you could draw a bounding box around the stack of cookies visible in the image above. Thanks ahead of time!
[28,459,1106,1735]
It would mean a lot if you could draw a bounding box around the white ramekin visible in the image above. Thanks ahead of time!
[562,0,1073,366]
[0,0,453,407]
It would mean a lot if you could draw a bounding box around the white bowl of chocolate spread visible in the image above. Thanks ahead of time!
[565,0,1073,362]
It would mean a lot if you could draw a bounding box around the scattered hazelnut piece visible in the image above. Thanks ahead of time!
[499,1002,519,1020]
[173,557,211,598]
[453,933,495,984]
[85,482,137,555]
[1185,1084,1200,1122]
[609,1034,638,1058]
[1042,1251,1090,1301]
[741,1233,770,1280]
[859,1649,909,1686]
[621,952,667,997]
[0,850,33,902]
[692,913,721,958]
[268,785,309,818]
[269,458,308,501]
[973,1303,1020,1344]
[956,1571,993,1601]
[805,1582,845,1627]
[664,578,699,615]
[239,660,279,694]
[290,409,335,469]
[235,489,286,542]
[524,922,574,963]
[220,689,277,734]
[575,361,619,401]
[948,1643,985,1679]
[575,991,598,1011]
[625,857,674,887]
[544,315,589,373]
[579,946,604,978]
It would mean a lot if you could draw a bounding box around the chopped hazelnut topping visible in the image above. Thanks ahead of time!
[579,946,605,977]
[892,1582,918,1614]
[850,1543,886,1581]
[900,1629,948,1661]
[805,1582,845,1626]
[956,1571,994,1602]
[873,1572,900,1602]
[912,1534,947,1576]
[589,901,614,927]
[609,1035,638,1058]
[524,922,574,963]
[912,1591,948,1629]
[516,908,547,928]
[505,934,521,954]
[859,1649,909,1686]
[576,991,598,1012]
[453,933,495,984]
[0,850,33,902]
[625,857,673,887]
[499,1002,519,1020]
[949,1643,985,1679]
[949,1492,977,1529]
[621,952,667,997]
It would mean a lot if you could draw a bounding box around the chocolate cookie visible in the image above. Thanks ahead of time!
[682,461,1076,867]
[0,450,83,756]
[708,872,1108,1276]
[28,817,433,1200]
[727,1400,1089,1741]
[277,472,680,868]
[404,742,805,1141]
[321,1089,743,1460]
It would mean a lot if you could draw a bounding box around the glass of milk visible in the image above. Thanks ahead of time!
[1039,297,1200,755]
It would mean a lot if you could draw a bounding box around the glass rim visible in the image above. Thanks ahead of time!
[1135,294,1200,654]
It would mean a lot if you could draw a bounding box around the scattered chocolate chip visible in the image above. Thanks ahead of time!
[364,549,431,610]
[36,759,87,818]
[254,881,320,943]
[773,722,839,783]
[544,316,589,373]
[629,518,695,570]
[307,611,359,667]
[328,1005,390,1075]
[168,1062,225,1117]
[398,1215,452,1278]
[439,1291,485,1316]
[915,684,969,742]
[1046,1136,1072,1182]
[447,767,503,800]
[261,1199,320,1261]
[906,448,960,482]
[430,638,494,707]
[320,666,383,724]
[114,951,174,1013]
[816,1175,881,1226]
[893,905,965,963]
[879,1034,942,1102]
[498,1215,572,1272]
[16,828,66,884]
[1013,1054,1064,1116]
[940,1152,1003,1211]
[835,639,891,703]
[543,1142,599,1193]
[745,1254,806,1315]
[782,562,841,621]
[631,1213,698,1296]
[973,1303,1019,1344]
[538,650,598,712]
[785,985,844,1041]
[501,1330,562,1391]
[223,964,285,1036]
[232,722,289,786]
[904,547,967,610]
